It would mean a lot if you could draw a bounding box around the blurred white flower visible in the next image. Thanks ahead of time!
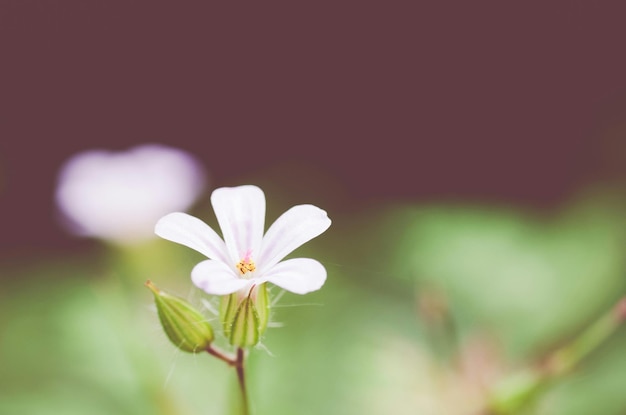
[155,185,331,296]
[55,143,207,244]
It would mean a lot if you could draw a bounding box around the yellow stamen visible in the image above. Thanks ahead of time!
[236,259,256,275]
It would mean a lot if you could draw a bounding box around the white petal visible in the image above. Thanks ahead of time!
[258,205,331,273]
[211,185,265,264]
[192,260,251,295]
[155,212,230,264]
[265,258,327,295]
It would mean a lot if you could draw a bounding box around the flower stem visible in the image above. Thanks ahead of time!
[544,297,626,377]
[204,346,251,414]
[206,345,237,366]
[235,348,250,415]
[486,297,626,414]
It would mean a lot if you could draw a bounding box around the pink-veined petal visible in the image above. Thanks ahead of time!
[155,212,230,264]
[264,258,327,294]
[258,205,331,273]
[192,260,251,295]
[211,185,265,265]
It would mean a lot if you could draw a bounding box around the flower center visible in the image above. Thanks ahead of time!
[236,249,256,276]
[236,258,256,275]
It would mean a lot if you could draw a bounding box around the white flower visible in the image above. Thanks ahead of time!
[55,143,207,244]
[155,185,331,295]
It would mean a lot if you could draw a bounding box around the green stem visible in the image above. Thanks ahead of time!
[486,297,626,414]
[545,297,626,376]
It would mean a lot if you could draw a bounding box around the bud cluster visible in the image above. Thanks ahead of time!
[147,280,271,353]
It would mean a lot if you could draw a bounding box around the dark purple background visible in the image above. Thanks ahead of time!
[2,2,625,259]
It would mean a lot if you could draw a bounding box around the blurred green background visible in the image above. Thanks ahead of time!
[1,164,624,415]
[2,2,626,415]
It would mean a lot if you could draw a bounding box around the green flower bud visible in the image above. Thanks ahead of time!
[230,296,260,347]
[220,283,270,347]
[255,283,270,333]
[145,280,214,353]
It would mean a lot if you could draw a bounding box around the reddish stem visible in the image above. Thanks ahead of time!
[206,345,237,366]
